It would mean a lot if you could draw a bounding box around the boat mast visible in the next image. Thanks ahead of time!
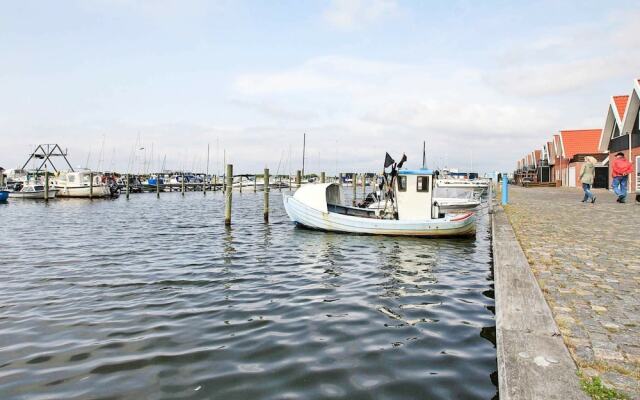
[206,143,210,180]
[422,140,426,169]
[302,133,306,178]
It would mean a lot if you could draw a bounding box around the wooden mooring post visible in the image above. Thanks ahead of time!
[339,173,343,188]
[352,173,357,206]
[263,168,269,222]
[156,173,160,198]
[181,172,185,196]
[320,171,325,183]
[44,170,50,201]
[225,164,233,226]
[89,172,94,199]
[361,173,366,196]
[126,174,130,199]
[296,170,302,188]
[254,175,257,192]
[239,176,243,193]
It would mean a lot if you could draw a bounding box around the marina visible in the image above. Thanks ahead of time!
[0,187,497,399]
[3,2,640,398]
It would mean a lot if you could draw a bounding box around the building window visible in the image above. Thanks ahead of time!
[417,176,430,192]
[398,176,407,192]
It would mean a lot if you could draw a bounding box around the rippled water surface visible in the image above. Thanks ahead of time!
[0,190,496,399]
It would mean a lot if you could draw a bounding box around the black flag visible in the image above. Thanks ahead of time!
[384,153,395,168]
[397,154,407,168]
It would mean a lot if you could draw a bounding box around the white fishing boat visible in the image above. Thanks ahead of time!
[9,183,58,199]
[53,170,112,198]
[283,168,475,237]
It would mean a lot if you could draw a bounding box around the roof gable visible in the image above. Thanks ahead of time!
[560,129,602,158]
[613,95,629,120]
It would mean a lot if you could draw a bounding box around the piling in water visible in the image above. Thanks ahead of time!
[264,168,269,222]
[320,172,325,183]
[126,174,130,199]
[254,175,257,192]
[361,174,365,197]
[156,173,160,198]
[296,170,301,188]
[225,164,233,226]
[339,173,343,188]
[44,170,49,201]
[352,173,357,206]
[89,172,93,199]
[181,172,185,196]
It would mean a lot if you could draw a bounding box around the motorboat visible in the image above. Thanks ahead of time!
[283,167,475,237]
[53,170,112,198]
[436,178,488,192]
[9,182,58,199]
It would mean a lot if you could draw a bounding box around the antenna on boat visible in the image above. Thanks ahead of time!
[302,133,306,178]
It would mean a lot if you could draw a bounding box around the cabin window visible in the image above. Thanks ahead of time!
[68,175,75,183]
[417,176,430,192]
[398,176,407,192]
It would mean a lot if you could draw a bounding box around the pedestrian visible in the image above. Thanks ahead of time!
[611,152,633,203]
[580,156,597,203]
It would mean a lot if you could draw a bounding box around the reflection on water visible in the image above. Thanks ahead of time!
[0,191,496,399]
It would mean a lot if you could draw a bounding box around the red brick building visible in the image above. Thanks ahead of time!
[599,79,640,193]
[556,129,604,187]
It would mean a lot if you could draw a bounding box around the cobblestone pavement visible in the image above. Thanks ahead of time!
[503,185,640,398]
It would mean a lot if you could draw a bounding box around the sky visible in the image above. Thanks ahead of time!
[1,0,639,175]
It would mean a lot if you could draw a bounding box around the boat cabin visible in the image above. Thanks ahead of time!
[395,169,438,220]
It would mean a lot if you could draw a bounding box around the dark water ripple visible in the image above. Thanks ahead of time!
[0,190,496,399]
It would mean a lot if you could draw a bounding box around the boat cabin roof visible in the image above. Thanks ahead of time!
[398,169,434,175]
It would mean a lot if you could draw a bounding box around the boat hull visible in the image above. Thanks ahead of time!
[55,186,112,198]
[283,195,475,237]
[0,191,8,202]
[9,190,58,199]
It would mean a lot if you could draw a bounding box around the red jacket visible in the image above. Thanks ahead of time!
[612,157,633,177]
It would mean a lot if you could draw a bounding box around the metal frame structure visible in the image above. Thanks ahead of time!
[21,144,74,173]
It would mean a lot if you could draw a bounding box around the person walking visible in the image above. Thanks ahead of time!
[579,156,597,203]
[611,152,633,203]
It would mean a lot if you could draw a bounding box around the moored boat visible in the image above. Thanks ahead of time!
[0,189,8,202]
[9,182,58,199]
[53,170,112,198]
[283,166,475,237]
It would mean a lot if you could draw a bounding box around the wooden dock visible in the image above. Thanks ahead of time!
[492,204,587,399]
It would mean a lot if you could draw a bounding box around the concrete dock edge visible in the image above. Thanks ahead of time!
[492,205,588,399]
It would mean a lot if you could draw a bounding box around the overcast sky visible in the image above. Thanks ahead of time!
[1,0,639,175]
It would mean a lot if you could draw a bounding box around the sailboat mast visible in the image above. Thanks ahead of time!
[206,143,210,178]
[422,140,426,169]
[302,133,306,178]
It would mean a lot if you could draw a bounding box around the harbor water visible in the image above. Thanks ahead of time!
[0,190,497,399]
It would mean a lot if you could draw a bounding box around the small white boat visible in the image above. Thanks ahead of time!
[9,183,58,199]
[283,169,475,237]
[53,170,112,198]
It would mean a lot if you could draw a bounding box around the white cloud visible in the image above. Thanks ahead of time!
[487,11,640,97]
[231,55,560,172]
[323,0,398,30]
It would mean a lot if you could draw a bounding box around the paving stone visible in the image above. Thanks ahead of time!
[504,186,640,398]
